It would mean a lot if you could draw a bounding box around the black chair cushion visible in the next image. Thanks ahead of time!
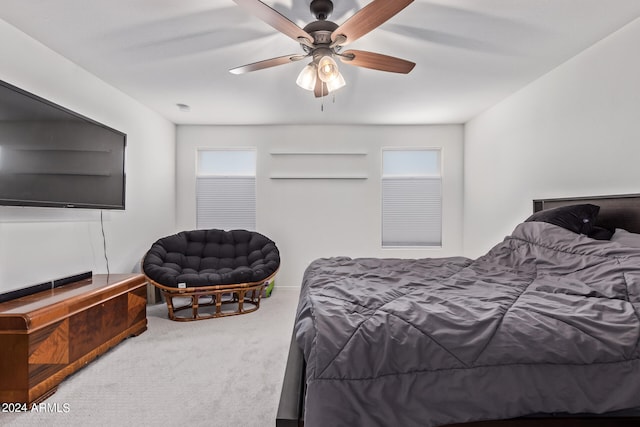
[143,229,280,288]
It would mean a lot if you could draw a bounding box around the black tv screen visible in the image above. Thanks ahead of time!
[0,79,126,210]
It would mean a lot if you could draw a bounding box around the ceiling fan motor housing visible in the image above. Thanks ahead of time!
[302,20,339,45]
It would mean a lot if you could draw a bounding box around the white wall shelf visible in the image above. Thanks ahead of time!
[269,151,368,156]
[269,175,368,180]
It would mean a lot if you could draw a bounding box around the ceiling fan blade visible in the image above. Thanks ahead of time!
[229,54,307,74]
[339,50,415,73]
[232,0,313,45]
[314,78,328,98]
[331,0,414,45]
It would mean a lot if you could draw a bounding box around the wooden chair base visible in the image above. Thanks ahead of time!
[164,285,264,321]
[146,277,273,321]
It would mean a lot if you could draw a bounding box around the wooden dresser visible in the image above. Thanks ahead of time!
[0,274,147,405]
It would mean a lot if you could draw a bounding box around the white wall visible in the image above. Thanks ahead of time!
[0,19,176,292]
[464,17,640,257]
[177,125,464,287]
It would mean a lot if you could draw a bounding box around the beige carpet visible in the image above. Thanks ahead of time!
[1,287,300,427]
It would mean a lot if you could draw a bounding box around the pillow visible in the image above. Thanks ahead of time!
[611,228,640,248]
[588,226,614,241]
[525,204,600,235]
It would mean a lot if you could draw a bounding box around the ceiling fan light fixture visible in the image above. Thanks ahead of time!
[296,63,317,91]
[230,0,416,99]
[317,55,339,82]
[326,71,346,92]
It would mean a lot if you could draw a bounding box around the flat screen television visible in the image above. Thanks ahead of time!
[0,79,126,210]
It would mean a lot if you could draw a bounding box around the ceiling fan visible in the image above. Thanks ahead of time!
[229,0,416,98]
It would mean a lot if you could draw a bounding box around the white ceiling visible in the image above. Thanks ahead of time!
[1,0,640,125]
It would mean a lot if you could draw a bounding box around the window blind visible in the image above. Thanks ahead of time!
[382,177,442,246]
[196,176,256,231]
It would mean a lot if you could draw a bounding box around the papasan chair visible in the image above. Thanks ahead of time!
[142,229,280,321]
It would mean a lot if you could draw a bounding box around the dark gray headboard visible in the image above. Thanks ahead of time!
[533,194,640,234]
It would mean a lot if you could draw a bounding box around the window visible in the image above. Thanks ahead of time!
[196,149,256,230]
[382,149,442,247]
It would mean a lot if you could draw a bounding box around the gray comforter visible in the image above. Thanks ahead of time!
[294,222,640,427]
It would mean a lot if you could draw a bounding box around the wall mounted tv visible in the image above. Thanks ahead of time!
[0,79,126,210]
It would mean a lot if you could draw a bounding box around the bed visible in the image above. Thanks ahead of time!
[276,194,640,427]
